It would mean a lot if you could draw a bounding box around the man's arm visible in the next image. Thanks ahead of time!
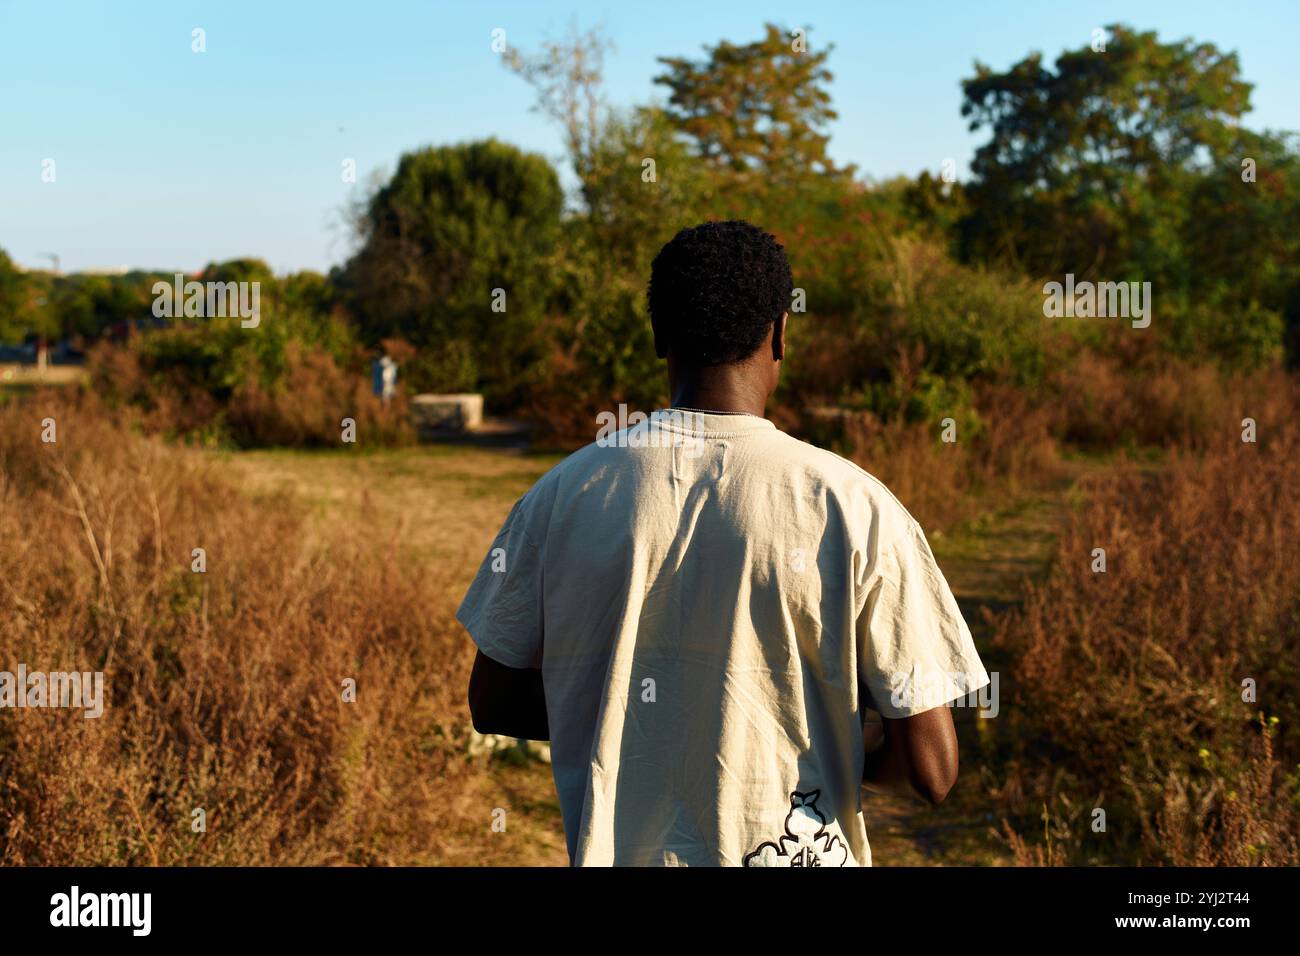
[467,650,549,741]
[862,705,959,806]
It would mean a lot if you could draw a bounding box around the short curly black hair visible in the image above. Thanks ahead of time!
[647,220,793,365]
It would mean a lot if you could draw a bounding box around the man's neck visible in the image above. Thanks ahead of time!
[668,364,770,418]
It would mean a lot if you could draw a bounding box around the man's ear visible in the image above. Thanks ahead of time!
[652,321,668,359]
[772,312,787,362]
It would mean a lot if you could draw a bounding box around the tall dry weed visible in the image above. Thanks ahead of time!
[994,373,1300,864]
[0,392,474,864]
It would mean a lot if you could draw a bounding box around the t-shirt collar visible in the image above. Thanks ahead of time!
[652,406,776,437]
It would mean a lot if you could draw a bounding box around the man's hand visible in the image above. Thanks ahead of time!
[467,650,549,741]
[862,705,959,806]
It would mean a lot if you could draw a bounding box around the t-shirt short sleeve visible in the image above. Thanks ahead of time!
[857,514,989,719]
[456,495,545,670]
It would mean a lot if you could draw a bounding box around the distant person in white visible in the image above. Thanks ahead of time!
[459,220,988,866]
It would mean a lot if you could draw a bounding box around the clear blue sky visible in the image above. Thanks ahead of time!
[2,0,1296,274]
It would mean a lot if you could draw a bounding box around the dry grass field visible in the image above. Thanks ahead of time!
[1,381,1296,866]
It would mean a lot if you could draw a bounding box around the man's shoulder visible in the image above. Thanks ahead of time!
[510,437,613,507]
[763,428,921,527]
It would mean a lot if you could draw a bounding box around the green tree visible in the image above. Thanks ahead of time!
[45,272,149,340]
[199,258,276,289]
[280,270,336,317]
[0,248,38,342]
[342,139,563,403]
[653,23,851,188]
[1182,129,1300,365]
[959,23,1252,281]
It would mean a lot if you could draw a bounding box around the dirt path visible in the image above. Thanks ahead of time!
[862,468,1088,865]
[227,444,572,865]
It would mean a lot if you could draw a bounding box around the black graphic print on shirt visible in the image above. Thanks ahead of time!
[743,790,849,867]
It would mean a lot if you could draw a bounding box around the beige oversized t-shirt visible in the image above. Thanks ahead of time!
[457,408,988,866]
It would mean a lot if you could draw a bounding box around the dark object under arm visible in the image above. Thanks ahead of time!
[467,650,549,741]
[862,706,959,806]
